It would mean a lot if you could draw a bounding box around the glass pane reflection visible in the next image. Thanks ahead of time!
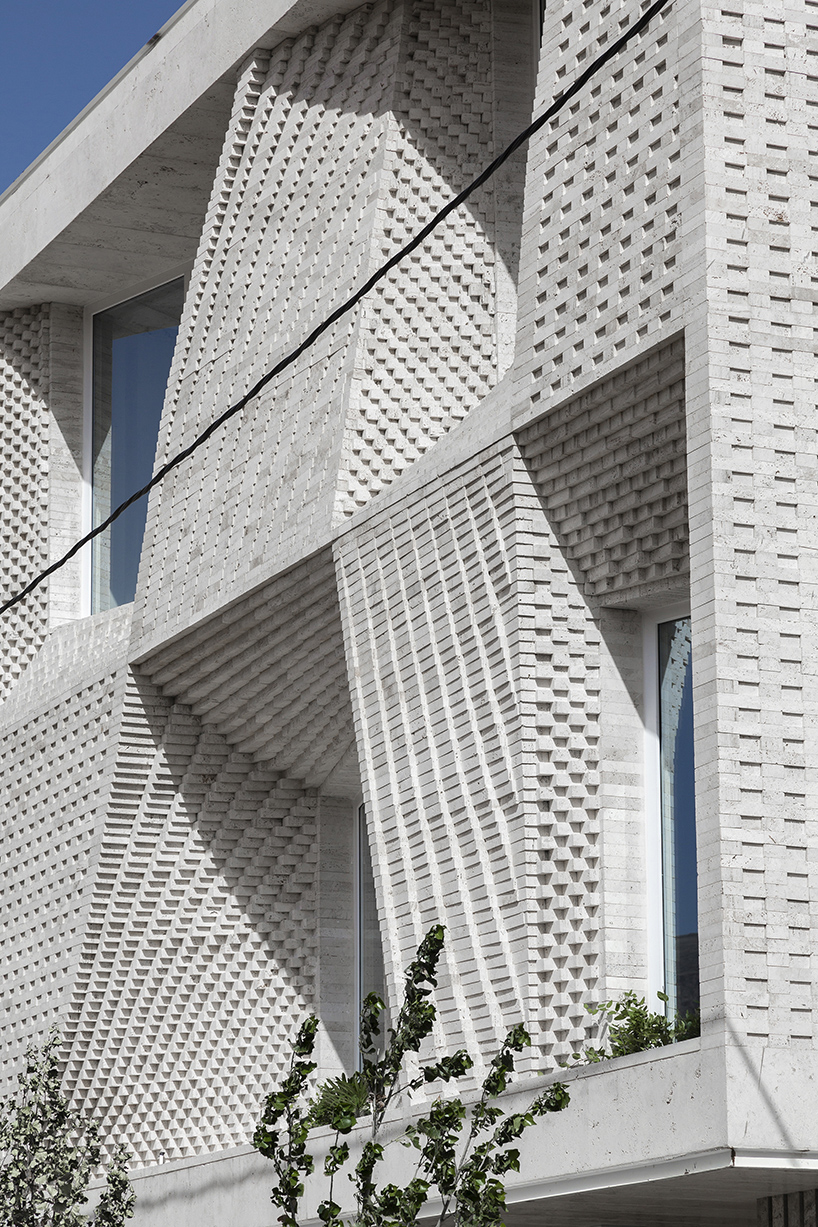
[658,617,699,1019]
[92,278,184,611]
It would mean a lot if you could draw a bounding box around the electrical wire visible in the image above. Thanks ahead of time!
[1,0,671,618]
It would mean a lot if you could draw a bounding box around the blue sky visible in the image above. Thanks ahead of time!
[0,0,184,196]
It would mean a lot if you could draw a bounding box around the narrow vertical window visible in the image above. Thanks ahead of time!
[91,278,185,612]
[357,805,385,1057]
[658,616,699,1018]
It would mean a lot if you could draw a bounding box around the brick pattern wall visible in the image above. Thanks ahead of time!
[134,10,397,649]
[512,449,601,1063]
[0,609,131,1092]
[337,440,609,1068]
[685,0,818,1051]
[0,307,50,700]
[515,0,682,429]
[134,0,510,656]
[338,0,499,517]
[516,337,688,606]
[63,670,318,1165]
[138,548,357,789]
[336,446,533,1065]
[511,340,689,1032]
[45,304,84,630]
[0,605,321,1165]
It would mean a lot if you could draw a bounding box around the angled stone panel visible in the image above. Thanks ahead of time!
[0,608,132,1090]
[62,669,320,1166]
[132,0,527,659]
[335,444,533,1065]
[510,448,602,1064]
[336,436,620,1068]
[136,547,358,791]
[516,335,688,607]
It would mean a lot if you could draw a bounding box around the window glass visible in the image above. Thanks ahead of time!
[358,805,386,1058]
[92,278,185,611]
[658,617,699,1018]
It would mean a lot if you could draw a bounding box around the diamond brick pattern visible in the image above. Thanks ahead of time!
[0,619,125,1091]
[0,307,50,700]
[133,8,399,650]
[0,606,319,1165]
[339,0,498,516]
[134,0,508,657]
[62,671,319,1165]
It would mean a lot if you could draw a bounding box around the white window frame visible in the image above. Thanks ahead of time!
[642,600,691,1010]
[80,262,191,616]
[353,802,366,1062]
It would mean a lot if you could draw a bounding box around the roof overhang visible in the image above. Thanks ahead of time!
[0,0,364,311]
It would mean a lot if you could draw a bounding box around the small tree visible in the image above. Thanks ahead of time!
[253,924,569,1227]
[0,1030,135,1227]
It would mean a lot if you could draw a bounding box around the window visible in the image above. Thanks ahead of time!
[356,805,386,1059]
[657,616,699,1018]
[91,278,185,612]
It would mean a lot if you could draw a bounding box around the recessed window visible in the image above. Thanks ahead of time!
[658,616,699,1018]
[356,805,386,1059]
[91,278,185,612]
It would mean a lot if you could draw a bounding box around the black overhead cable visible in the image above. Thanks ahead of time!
[0,0,671,618]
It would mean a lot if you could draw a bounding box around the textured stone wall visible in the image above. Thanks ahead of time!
[0,608,131,1089]
[45,304,84,629]
[514,0,683,431]
[336,444,532,1064]
[517,337,688,607]
[133,0,529,657]
[63,669,319,1165]
[0,307,51,700]
[0,302,84,702]
[682,0,818,1056]
[758,1190,818,1227]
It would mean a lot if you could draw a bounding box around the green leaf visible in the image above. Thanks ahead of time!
[308,1072,371,1129]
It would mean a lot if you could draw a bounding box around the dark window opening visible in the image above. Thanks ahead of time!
[658,616,699,1019]
[92,277,184,611]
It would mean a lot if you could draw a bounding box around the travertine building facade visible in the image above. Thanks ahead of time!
[1,0,816,1223]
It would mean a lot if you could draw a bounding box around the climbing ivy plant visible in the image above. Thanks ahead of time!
[253,925,570,1227]
[0,1030,135,1227]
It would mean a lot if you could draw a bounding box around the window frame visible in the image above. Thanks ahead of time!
[642,601,694,1011]
[81,263,191,616]
[354,803,388,1067]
